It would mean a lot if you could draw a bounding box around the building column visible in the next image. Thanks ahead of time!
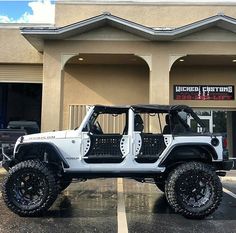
[41,54,64,132]
[148,54,170,132]
[149,55,170,104]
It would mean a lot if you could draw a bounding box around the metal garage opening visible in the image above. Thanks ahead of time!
[0,83,42,130]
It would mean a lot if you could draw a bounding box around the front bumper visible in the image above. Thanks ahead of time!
[213,159,234,171]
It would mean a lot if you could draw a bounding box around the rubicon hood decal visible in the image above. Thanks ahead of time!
[23,131,68,141]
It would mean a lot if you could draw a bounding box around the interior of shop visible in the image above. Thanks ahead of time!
[0,83,42,129]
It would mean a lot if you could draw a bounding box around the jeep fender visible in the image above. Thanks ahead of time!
[159,143,218,168]
[14,142,69,168]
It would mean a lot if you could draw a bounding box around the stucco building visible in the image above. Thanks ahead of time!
[0,0,236,157]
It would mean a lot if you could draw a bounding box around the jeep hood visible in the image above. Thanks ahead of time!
[22,130,68,142]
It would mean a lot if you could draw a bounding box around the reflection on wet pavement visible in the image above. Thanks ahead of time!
[1,174,236,233]
[124,179,236,233]
[0,176,117,233]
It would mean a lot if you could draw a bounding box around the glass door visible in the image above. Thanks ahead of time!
[188,111,213,133]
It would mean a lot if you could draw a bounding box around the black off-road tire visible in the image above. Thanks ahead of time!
[165,162,222,219]
[2,160,59,217]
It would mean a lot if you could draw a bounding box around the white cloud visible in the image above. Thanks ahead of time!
[0,0,55,24]
[26,0,55,24]
[0,15,13,23]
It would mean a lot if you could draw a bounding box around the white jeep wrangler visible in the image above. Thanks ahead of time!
[1,105,233,218]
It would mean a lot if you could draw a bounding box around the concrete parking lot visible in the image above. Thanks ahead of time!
[0,169,236,233]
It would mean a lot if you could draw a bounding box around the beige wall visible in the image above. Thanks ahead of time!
[170,66,236,109]
[41,35,236,131]
[55,3,236,27]
[62,64,149,129]
[0,3,236,132]
[0,28,42,64]
[36,16,236,131]
[42,39,154,131]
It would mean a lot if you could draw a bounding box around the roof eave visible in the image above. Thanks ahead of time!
[20,13,236,52]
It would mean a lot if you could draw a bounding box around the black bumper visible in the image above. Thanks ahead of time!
[213,160,234,171]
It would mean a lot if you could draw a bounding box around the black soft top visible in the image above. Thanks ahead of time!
[131,105,194,114]
[93,105,129,113]
[93,104,204,127]
[93,104,194,114]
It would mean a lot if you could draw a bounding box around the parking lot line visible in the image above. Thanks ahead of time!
[223,188,236,199]
[117,178,128,233]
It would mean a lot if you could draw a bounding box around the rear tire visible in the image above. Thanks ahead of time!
[2,160,59,217]
[165,162,222,219]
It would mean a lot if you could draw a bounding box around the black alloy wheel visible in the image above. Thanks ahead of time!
[165,162,222,219]
[176,171,212,208]
[11,171,47,207]
[2,160,59,216]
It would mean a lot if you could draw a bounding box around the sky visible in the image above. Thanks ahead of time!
[0,0,55,24]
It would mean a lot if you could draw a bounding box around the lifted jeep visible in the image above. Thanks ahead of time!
[1,105,234,218]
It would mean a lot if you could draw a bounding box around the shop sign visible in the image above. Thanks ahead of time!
[174,85,234,100]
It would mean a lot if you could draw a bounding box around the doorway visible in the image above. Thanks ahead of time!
[0,83,42,129]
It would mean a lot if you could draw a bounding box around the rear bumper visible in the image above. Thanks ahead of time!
[213,160,234,171]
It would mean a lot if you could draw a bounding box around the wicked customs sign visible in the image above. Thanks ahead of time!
[174,85,234,100]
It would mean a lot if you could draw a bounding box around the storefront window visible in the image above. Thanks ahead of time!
[188,110,227,134]
[213,111,227,133]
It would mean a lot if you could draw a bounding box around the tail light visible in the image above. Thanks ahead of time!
[223,137,227,149]
[222,136,229,160]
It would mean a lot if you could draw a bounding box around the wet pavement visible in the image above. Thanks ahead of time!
[0,177,117,233]
[124,179,236,233]
[0,173,236,233]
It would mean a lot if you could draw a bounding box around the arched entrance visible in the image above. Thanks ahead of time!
[62,54,150,129]
[170,55,236,159]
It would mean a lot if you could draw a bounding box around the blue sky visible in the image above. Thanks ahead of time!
[0,2,33,19]
[0,0,55,24]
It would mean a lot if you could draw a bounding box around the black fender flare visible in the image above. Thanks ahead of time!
[159,143,218,167]
[15,142,69,168]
